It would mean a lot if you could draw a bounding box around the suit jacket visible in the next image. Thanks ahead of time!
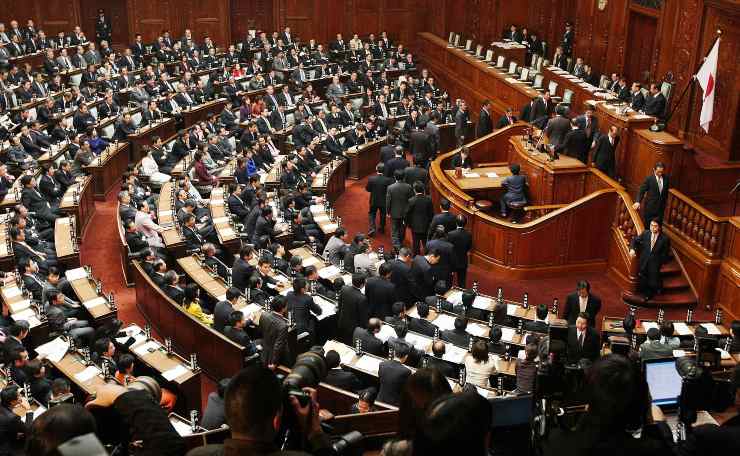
[427,356,457,378]
[567,326,601,363]
[337,286,369,344]
[477,109,493,137]
[631,91,646,112]
[408,317,437,337]
[639,340,674,360]
[563,292,602,327]
[644,93,666,118]
[364,276,396,319]
[286,291,322,333]
[556,128,590,164]
[524,320,549,334]
[384,157,409,179]
[403,166,428,187]
[213,300,234,333]
[409,255,435,300]
[427,212,457,238]
[231,258,256,292]
[325,368,362,393]
[545,115,571,148]
[386,181,413,219]
[259,311,289,366]
[636,174,670,223]
[631,229,670,291]
[497,115,517,129]
[441,328,470,348]
[447,228,473,270]
[377,360,412,406]
[592,135,619,177]
[405,194,434,233]
[366,174,393,209]
[353,327,386,357]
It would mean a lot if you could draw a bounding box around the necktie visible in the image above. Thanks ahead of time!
[657,177,663,193]
[651,234,656,251]
[578,332,584,348]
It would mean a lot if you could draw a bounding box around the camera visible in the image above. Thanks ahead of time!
[282,349,329,406]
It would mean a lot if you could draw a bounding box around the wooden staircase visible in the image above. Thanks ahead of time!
[622,247,699,309]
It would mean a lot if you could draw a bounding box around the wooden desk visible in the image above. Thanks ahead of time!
[1,282,47,348]
[84,141,130,201]
[133,261,251,380]
[208,187,241,255]
[157,182,186,258]
[346,137,385,180]
[601,316,730,337]
[307,204,340,237]
[181,99,227,129]
[58,176,96,237]
[444,166,511,191]
[541,66,610,116]
[490,41,527,66]
[311,159,347,204]
[127,118,177,163]
[54,217,79,269]
[0,219,14,271]
[64,267,117,327]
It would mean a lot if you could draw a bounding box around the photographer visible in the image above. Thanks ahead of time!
[25,404,98,456]
[188,365,335,456]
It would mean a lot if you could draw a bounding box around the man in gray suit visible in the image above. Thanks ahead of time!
[544,105,571,149]
[386,169,414,249]
[500,163,527,217]
[259,296,289,369]
[325,75,345,105]
[639,327,673,360]
[423,113,440,165]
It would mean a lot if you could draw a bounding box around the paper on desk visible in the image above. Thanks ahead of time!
[62,196,75,204]
[310,205,323,215]
[313,214,330,223]
[467,324,488,338]
[65,267,88,282]
[75,365,101,383]
[486,172,499,178]
[506,304,519,316]
[241,303,263,321]
[318,265,340,280]
[212,216,229,224]
[211,199,224,206]
[83,296,107,310]
[171,418,195,436]
[355,355,382,375]
[673,322,692,336]
[12,307,40,326]
[134,340,161,356]
[462,172,480,178]
[302,256,320,268]
[8,299,31,313]
[35,336,69,363]
[375,324,397,343]
[313,296,336,320]
[500,327,516,342]
[715,348,731,360]
[220,227,235,238]
[444,344,468,364]
[642,321,660,331]
[700,323,721,335]
[159,209,172,216]
[163,364,189,381]
[471,296,493,310]
[4,286,22,298]
[446,290,463,304]
[405,332,431,352]
[434,313,457,332]
[673,350,688,358]
[323,223,338,232]
[325,341,356,365]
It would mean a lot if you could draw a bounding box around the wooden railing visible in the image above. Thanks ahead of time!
[524,204,566,221]
[664,189,729,258]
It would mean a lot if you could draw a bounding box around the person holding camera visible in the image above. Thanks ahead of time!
[188,366,335,456]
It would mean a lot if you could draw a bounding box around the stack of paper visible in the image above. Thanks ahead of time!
[700,323,722,335]
[355,355,382,375]
[642,321,659,331]
[65,267,88,282]
[673,322,692,336]
[405,333,432,352]
[462,172,480,178]
[486,172,499,178]
[467,324,488,338]
[35,337,69,363]
[83,296,107,311]
[506,303,519,316]
[500,327,516,342]
[375,324,397,343]
[8,299,31,313]
[134,340,161,356]
[444,344,468,364]
[3,286,22,299]
[317,265,340,279]
[471,296,493,310]
[162,364,189,381]
[75,366,101,382]
[313,296,337,320]
[434,314,457,331]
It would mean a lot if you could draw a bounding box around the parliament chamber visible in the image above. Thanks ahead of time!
[0,1,739,455]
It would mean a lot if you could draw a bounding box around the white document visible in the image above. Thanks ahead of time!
[302,256,320,268]
[471,296,493,310]
[171,418,195,436]
[310,205,323,215]
[323,223,338,232]
[8,299,31,313]
[159,209,172,216]
[486,172,499,178]
[75,365,101,383]
[13,307,40,327]
[3,286,22,298]
[83,296,107,310]
[134,340,161,356]
[65,267,88,282]
[642,321,659,331]
[716,348,731,360]
[375,324,397,343]
[313,214,330,223]
[673,350,687,358]
[467,323,488,338]
[506,304,519,316]
[318,265,340,280]
[220,227,235,238]
[212,216,229,224]
[462,172,480,178]
[313,296,336,320]
[700,323,721,335]
[500,327,516,343]
[354,355,382,375]
[35,336,69,363]
[446,290,463,305]
[444,344,468,364]
[162,364,189,381]
[673,322,692,336]
[405,332,432,352]
[434,314,457,332]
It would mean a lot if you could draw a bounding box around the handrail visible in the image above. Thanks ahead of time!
[664,189,729,257]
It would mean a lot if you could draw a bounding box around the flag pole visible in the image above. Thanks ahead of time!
[659,29,722,132]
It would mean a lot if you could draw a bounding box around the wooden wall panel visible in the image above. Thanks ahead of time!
[126,0,171,43]
[0,0,82,39]
[184,0,230,46]
[230,0,275,42]
[79,0,129,46]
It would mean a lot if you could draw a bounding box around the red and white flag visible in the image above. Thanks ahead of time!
[696,38,720,133]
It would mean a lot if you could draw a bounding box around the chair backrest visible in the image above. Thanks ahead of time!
[497,55,505,67]
[520,68,529,81]
[465,40,473,51]
[566,57,574,72]
[508,62,518,74]
[101,123,115,138]
[453,34,461,47]
[70,73,82,87]
[563,89,574,104]
[640,87,649,99]
[530,54,540,69]
[475,44,483,57]
[548,80,558,94]
[599,75,609,89]
[660,81,672,101]
[542,59,550,68]
[485,49,494,61]
[536,56,544,72]
[448,32,455,45]
[131,111,143,126]
[533,74,544,89]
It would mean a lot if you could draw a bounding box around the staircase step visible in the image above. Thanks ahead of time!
[662,275,691,291]
[660,261,681,275]
[622,290,697,308]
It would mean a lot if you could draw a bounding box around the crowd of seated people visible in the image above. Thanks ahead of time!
[2,16,739,456]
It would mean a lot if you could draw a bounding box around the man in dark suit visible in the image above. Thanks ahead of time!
[441,316,471,348]
[633,162,669,224]
[324,350,362,392]
[454,101,469,144]
[567,313,601,363]
[337,274,369,344]
[630,82,646,112]
[366,163,393,237]
[386,170,414,249]
[524,304,550,333]
[410,248,440,301]
[427,199,457,240]
[352,319,387,357]
[575,106,600,147]
[388,248,414,305]
[448,215,473,288]
[644,83,666,119]
[496,107,517,129]
[384,147,409,179]
[365,263,396,319]
[477,100,493,138]
[500,164,527,218]
[409,302,437,337]
[592,126,619,177]
[630,219,671,300]
[554,119,590,163]
[285,278,322,343]
[405,182,434,255]
[427,340,457,378]
[377,344,412,406]
[544,106,571,149]
[259,296,290,368]
[213,287,240,333]
[231,246,256,292]
[563,280,602,327]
